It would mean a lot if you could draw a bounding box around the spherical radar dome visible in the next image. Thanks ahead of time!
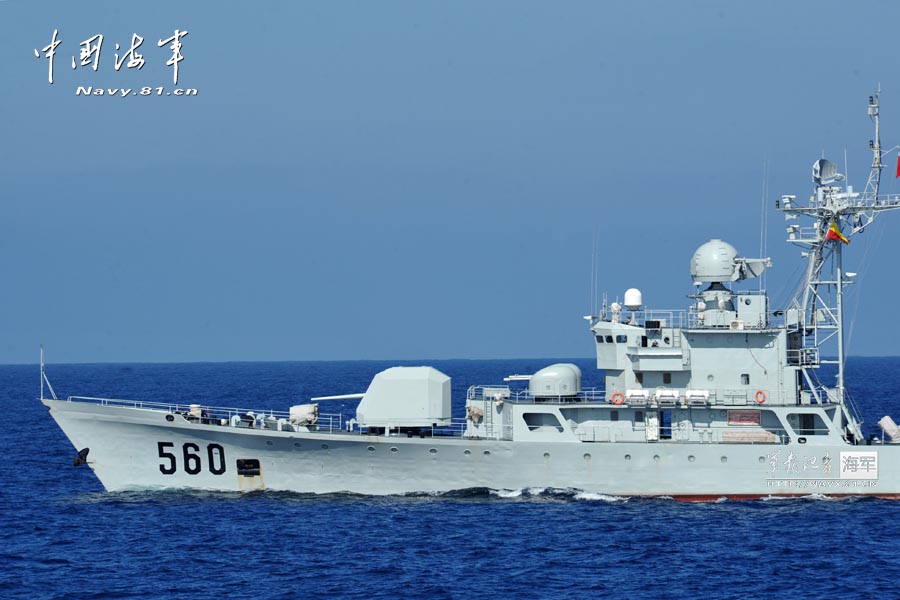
[691,239,738,283]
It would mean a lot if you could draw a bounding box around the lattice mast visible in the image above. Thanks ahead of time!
[780,90,900,406]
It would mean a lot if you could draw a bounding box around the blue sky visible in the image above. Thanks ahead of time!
[3,1,900,363]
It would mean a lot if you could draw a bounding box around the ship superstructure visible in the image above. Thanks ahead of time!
[41,91,900,498]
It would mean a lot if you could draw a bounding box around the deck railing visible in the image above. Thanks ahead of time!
[466,386,606,404]
[65,395,348,432]
[62,395,467,437]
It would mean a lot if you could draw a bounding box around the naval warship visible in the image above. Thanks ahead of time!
[42,91,900,499]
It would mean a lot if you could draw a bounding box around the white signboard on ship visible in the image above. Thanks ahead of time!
[840,452,878,480]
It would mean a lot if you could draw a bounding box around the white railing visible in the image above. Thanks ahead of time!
[65,395,347,432]
[629,302,778,331]
[466,386,606,404]
[357,419,470,438]
[62,395,468,437]
[787,347,820,366]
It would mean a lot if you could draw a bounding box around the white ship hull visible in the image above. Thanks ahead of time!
[45,398,900,499]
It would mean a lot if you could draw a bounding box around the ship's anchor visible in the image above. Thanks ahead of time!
[73,448,90,467]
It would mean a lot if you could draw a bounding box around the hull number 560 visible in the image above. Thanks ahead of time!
[157,442,226,475]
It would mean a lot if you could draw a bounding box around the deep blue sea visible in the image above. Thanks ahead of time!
[2,357,900,599]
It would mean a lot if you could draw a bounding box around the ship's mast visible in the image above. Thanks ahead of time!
[780,89,900,409]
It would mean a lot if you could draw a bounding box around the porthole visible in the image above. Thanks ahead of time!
[165,414,174,422]
[483,450,491,456]
[758,456,765,463]
[266,441,273,446]
[321,443,329,450]
[543,452,551,459]
[464,449,471,456]
[429,448,438,455]
[721,456,728,463]
[688,455,696,462]
[390,447,399,453]
[624,454,632,461]
[653,454,661,463]
[707,374,715,382]
[293,442,301,448]
[367,446,375,452]
[583,453,592,461]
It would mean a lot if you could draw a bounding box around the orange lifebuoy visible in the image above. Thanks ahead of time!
[611,391,625,405]
[755,390,766,404]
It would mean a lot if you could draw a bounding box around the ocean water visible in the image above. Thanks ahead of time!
[2,357,899,599]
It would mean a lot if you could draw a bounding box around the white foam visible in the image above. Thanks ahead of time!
[802,493,846,501]
[492,488,524,498]
[573,491,628,502]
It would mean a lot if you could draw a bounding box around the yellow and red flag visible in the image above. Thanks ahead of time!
[825,220,849,244]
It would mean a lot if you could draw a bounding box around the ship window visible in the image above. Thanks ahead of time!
[616,335,627,343]
[635,372,644,384]
[596,335,604,343]
[663,373,672,384]
[790,412,828,436]
[634,411,644,422]
[523,412,564,433]
[741,373,750,385]
[610,410,619,422]
[606,335,613,343]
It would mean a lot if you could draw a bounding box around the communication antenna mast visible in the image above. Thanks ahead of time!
[779,89,900,418]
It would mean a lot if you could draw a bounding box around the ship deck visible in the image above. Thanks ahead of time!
[57,395,471,437]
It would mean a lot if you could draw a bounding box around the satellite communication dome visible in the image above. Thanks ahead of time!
[624,288,643,310]
[691,239,738,283]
